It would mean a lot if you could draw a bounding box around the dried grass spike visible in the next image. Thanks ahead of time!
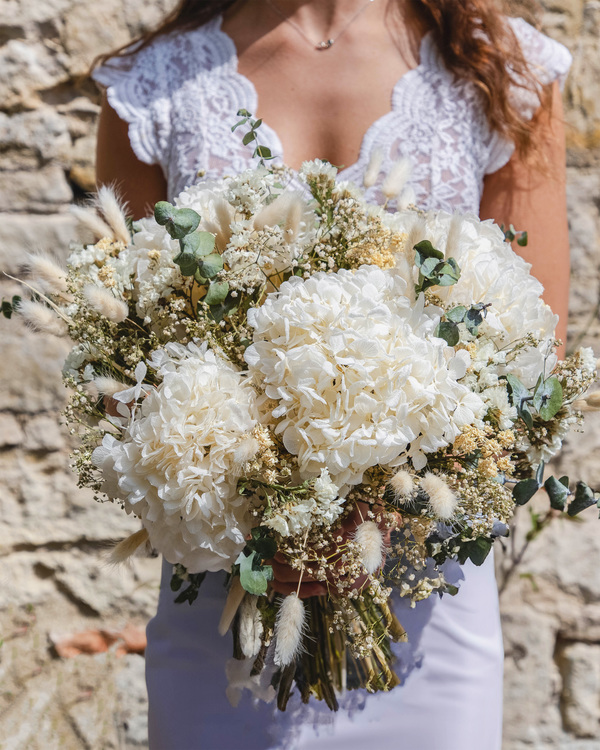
[363,147,384,189]
[18,299,67,337]
[93,376,128,396]
[354,520,384,574]
[420,473,457,520]
[389,470,414,503]
[26,253,67,295]
[70,204,113,241]
[274,593,306,667]
[97,186,131,245]
[109,528,149,565]
[83,284,129,322]
[382,158,412,199]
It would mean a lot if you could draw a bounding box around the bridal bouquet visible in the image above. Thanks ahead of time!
[6,115,598,711]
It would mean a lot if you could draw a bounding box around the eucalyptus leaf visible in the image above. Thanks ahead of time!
[242,131,256,145]
[513,478,540,506]
[414,240,444,264]
[197,253,224,279]
[517,231,528,247]
[465,307,484,335]
[459,537,493,566]
[435,258,461,286]
[237,551,271,595]
[436,320,460,346]
[535,461,546,485]
[544,475,569,511]
[420,257,441,277]
[173,251,198,277]
[180,231,216,258]
[255,145,272,159]
[446,305,467,323]
[533,376,563,421]
[567,482,597,516]
[204,281,229,306]
[155,202,201,240]
[208,293,238,323]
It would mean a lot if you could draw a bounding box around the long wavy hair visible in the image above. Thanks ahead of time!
[94,0,551,162]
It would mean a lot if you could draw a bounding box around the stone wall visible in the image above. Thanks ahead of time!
[0,1,599,747]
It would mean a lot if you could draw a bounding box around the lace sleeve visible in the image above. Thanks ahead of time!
[92,40,171,168]
[484,17,572,175]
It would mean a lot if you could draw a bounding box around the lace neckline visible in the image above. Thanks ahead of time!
[205,14,435,178]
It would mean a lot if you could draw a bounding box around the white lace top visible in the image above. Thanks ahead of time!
[93,15,571,214]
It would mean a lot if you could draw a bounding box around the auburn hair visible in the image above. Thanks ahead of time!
[94,0,552,162]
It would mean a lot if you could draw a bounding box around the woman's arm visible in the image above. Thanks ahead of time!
[96,95,168,219]
[479,81,570,353]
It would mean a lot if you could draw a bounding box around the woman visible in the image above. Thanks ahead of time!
[93,1,571,748]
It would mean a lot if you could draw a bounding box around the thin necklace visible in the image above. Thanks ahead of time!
[264,0,377,51]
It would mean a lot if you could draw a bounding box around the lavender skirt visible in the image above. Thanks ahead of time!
[145,552,503,749]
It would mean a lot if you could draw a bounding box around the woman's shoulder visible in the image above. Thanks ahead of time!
[92,16,231,95]
[506,16,572,92]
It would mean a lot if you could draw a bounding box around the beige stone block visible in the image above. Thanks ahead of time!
[0,316,70,413]
[557,641,600,738]
[0,413,24,447]
[0,40,66,109]
[0,212,90,273]
[23,415,65,451]
[0,166,73,214]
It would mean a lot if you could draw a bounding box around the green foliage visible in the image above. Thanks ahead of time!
[458,537,493,566]
[413,240,461,294]
[154,202,201,240]
[232,109,274,164]
[544,475,569,511]
[513,478,540,505]
[169,564,207,605]
[435,320,460,346]
[446,305,467,323]
[1,295,21,319]
[236,550,274,596]
[501,223,528,246]
[172,232,220,279]
[204,281,229,306]
[532,376,563,421]
[506,373,534,429]
[567,481,598,516]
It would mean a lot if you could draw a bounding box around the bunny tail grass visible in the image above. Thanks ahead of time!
[70,204,113,240]
[97,186,131,245]
[274,592,306,667]
[109,528,149,564]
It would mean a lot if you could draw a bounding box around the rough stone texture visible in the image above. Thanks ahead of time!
[0,1,599,748]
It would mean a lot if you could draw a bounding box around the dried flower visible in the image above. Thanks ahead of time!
[274,593,306,667]
[388,470,414,502]
[83,284,129,322]
[17,300,67,337]
[354,521,384,574]
[420,473,457,520]
[27,253,67,295]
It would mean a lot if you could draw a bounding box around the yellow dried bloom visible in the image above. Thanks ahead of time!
[496,455,513,473]
[479,457,498,478]
[498,430,515,448]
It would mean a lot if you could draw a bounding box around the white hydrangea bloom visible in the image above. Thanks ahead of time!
[92,342,260,573]
[392,210,558,387]
[245,266,485,484]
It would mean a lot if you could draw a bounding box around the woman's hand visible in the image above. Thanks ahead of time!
[269,502,380,599]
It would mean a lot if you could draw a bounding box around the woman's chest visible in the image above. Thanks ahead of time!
[159,27,494,215]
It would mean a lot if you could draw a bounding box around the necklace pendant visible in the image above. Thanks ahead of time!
[316,39,334,50]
